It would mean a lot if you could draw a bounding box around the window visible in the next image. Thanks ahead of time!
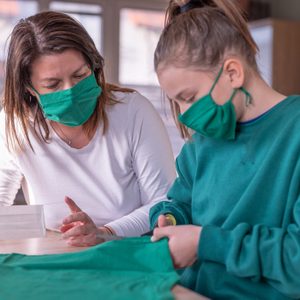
[0,0,38,96]
[50,1,103,53]
[119,8,164,86]
[0,1,184,157]
[119,8,184,156]
[250,22,273,86]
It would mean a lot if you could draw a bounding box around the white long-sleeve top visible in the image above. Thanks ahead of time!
[0,91,176,236]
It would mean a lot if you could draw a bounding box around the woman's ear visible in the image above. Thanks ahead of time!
[223,58,245,89]
[27,87,38,98]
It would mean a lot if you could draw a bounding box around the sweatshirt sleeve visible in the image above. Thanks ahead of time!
[198,198,300,298]
[0,111,23,206]
[149,141,196,229]
[105,92,176,236]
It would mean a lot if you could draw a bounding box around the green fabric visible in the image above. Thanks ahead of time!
[0,236,179,300]
[37,73,101,127]
[150,95,300,299]
[178,66,251,140]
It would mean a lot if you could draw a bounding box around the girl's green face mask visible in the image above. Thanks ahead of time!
[178,67,251,140]
[34,73,102,127]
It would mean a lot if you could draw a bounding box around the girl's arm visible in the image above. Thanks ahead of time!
[149,140,197,229]
[198,215,300,298]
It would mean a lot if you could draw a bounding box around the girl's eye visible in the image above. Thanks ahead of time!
[185,96,195,103]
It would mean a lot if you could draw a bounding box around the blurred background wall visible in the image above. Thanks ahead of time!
[258,0,300,20]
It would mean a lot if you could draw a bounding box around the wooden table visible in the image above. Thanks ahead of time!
[0,231,208,300]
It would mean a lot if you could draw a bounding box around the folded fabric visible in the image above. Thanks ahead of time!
[0,236,179,300]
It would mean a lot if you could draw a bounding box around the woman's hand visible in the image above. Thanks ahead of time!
[60,196,115,247]
[151,224,202,269]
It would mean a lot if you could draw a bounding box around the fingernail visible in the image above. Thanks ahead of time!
[151,236,157,242]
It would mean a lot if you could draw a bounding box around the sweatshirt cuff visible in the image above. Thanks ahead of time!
[198,225,232,265]
[150,207,189,230]
[104,222,125,237]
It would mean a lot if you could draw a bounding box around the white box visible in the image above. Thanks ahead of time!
[0,205,46,240]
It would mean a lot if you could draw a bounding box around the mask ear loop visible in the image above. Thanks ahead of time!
[209,66,239,104]
[209,66,224,95]
[209,66,239,107]
[209,66,252,107]
[229,88,238,103]
[30,86,39,97]
[240,87,252,107]
[210,65,252,106]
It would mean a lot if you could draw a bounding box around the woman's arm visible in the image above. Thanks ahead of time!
[0,111,23,205]
[105,92,176,236]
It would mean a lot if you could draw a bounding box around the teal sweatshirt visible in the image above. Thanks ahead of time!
[150,95,300,300]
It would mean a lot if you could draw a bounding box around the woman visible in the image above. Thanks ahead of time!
[0,11,176,246]
[150,0,300,299]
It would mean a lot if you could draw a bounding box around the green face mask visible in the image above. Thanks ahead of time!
[35,73,102,127]
[178,67,251,140]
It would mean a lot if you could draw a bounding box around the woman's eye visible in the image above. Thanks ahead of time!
[74,73,86,79]
[44,83,59,90]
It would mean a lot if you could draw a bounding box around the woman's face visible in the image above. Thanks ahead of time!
[30,49,91,95]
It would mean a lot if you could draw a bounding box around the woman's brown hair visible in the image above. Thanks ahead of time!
[2,11,133,151]
[155,0,259,139]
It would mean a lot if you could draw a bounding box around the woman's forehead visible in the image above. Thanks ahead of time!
[30,49,87,80]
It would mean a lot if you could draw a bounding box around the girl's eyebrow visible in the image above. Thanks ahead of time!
[168,89,195,101]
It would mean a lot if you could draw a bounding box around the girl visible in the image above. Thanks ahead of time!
[150,0,300,299]
[0,11,176,246]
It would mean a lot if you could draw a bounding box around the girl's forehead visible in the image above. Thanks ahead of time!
[158,66,211,99]
[158,66,208,85]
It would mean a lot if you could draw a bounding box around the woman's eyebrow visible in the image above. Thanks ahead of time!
[72,64,89,74]
[40,64,88,82]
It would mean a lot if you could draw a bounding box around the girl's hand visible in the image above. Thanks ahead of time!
[151,225,202,269]
[60,196,114,247]
[157,214,174,227]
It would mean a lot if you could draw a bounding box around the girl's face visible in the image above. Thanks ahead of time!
[157,65,235,114]
[30,49,91,95]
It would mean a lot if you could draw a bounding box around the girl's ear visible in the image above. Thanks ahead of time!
[223,58,245,89]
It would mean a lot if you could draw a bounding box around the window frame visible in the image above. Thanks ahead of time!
[37,0,167,84]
